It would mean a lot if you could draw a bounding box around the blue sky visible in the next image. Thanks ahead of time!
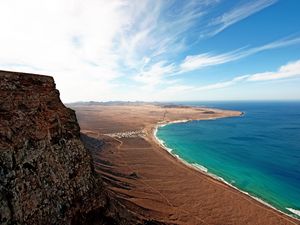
[0,0,300,102]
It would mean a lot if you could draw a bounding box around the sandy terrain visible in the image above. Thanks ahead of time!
[72,103,299,225]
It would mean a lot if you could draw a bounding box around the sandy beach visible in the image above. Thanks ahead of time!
[72,103,300,225]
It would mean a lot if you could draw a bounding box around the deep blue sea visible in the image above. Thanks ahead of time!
[156,101,300,218]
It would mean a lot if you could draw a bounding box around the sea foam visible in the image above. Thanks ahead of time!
[287,208,300,217]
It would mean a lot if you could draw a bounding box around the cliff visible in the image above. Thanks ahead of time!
[0,71,150,225]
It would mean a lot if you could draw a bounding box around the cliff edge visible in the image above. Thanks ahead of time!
[0,71,147,225]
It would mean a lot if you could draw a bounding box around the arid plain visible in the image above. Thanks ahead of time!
[71,103,299,225]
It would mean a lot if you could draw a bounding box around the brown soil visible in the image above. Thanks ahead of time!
[73,104,300,225]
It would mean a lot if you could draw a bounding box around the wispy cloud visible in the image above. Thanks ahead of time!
[116,0,220,69]
[0,0,297,101]
[133,61,175,86]
[206,0,277,36]
[195,75,250,91]
[193,59,300,91]
[180,37,300,73]
[133,36,300,86]
[0,0,225,100]
[180,50,244,72]
[248,59,300,81]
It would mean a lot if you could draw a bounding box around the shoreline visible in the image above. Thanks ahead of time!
[75,103,300,224]
[152,119,300,222]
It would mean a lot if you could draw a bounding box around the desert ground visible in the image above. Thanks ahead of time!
[71,103,299,225]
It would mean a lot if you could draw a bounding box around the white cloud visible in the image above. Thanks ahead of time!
[0,0,297,102]
[180,50,242,72]
[0,0,224,101]
[248,60,300,81]
[116,0,219,69]
[180,37,300,73]
[193,59,300,91]
[207,0,277,36]
[133,61,175,86]
[195,75,249,91]
[0,0,127,102]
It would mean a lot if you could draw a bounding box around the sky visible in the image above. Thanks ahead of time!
[0,0,300,102]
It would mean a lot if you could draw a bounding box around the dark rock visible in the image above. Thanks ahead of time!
[0,71,155,225]
[129,172,139,179]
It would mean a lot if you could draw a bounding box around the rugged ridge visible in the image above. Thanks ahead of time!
[0,71,149,225]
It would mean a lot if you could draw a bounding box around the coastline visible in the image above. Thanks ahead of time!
[153,118,300,222]
[75,104,300,224]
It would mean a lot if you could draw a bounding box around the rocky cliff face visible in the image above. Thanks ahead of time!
[0,71,147,225]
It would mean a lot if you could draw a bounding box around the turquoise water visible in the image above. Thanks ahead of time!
[156,101,300,218]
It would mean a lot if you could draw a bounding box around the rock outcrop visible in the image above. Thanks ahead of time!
[0,71,149,225]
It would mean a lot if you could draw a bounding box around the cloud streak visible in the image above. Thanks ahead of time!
[179,37,300,73]
[195,75,250,91]
[248,60,300,81]
[207,0,277,36]
[133,61,175,86]
[193,59,300,91]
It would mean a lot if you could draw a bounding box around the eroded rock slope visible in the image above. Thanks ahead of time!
[0,71,148,225]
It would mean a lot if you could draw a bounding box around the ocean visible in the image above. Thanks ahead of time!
[156,101,300,218]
